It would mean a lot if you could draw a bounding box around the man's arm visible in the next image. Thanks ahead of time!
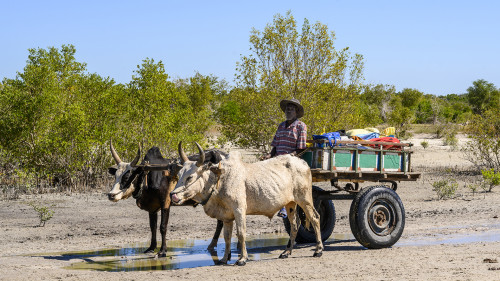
[290,148,305,156]
[270,147,277,158]
[292,121,307,156]
[260,147,276,160]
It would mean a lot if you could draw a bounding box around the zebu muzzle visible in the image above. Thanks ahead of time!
[170,183,197,205]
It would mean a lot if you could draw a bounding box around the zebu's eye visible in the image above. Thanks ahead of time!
[120,170,131,188]
[186,175,193,183]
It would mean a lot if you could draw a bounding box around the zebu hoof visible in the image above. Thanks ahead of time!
[157,251,167,258]
[313,251,323,258]
[216,259,228,265]
[144,248,155,254]
[279,252,289,259]
[235,259,247,266]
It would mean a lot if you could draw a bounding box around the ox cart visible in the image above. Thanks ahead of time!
[284,139,421,249]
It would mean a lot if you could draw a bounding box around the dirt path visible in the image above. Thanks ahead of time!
[1,135,499,280]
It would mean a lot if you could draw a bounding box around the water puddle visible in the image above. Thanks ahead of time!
[397,230,500,247]
[35,230,500,271]
[429,222,500,231]
[54,234,291,271]
[39,233,351,271]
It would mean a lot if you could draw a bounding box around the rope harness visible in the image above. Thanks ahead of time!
[198,162,223,206]
[132,169,147,199]
[295,147,310,158]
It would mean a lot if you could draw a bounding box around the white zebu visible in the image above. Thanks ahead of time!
[171,142,323,266]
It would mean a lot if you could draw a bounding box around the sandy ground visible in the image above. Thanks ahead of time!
[1,134,500,280]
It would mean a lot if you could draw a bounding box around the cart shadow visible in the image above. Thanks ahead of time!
[292,238,363,252]
[322,238,364,251]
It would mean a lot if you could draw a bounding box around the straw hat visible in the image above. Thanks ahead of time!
[280,98,304,118]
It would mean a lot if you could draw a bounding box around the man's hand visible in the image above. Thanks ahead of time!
[259,154,271,161]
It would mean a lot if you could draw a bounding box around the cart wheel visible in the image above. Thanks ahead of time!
[283,186,335,243]
[349,185,405,249]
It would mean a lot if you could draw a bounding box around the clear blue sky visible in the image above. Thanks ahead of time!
[2,0,499,96]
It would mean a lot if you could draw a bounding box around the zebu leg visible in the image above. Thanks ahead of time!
[158,178,174,257]
[298,201,323,257]
[219,220,233,265]
[280,202,298,259]
[234,209,248,266]
[145,212,158,253]
[207,220,223,250]
[157,206,170,257]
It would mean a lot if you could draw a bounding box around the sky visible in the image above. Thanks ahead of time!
[1,0,499,96]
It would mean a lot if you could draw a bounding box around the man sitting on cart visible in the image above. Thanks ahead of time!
[262,98,307,217]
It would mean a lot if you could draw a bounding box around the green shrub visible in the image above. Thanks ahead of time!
[466,183,479,196]
[432,179,458,200]
[28,201,55,227]
[463,109,500,171]
[0,45,221,192]
[219,12,365,153]
[420,141,429,149]
[443,135,458,148]
[481,168,500,192]
[437,122,460,148]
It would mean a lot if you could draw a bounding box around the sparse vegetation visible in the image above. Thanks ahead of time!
[444,135,459,148]
[27,201,55,227]
[463,109,500,172]
[420,141,429,149]
[410,124,438,134]
[466,183,479,196]
[437,123,460,148]
[432,179,458,200]
[481,168,500,192]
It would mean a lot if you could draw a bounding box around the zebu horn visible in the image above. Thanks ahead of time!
[110,139,122,164]
[195,142,205,167]
[178,141,189,164]
[130,144,141,167]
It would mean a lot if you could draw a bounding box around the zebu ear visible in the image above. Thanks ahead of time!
[130,144,141,167]
[108,165,118,175]
[170,163,184,175]
[208,163,225,176]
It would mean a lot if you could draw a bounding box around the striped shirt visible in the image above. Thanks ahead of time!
[271,119,307,156]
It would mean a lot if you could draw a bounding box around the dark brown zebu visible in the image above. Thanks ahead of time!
[107,141,225,257]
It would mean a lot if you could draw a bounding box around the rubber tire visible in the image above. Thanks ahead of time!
[349,185,405,249]
[283,186,336,243]
[348,186,374,242]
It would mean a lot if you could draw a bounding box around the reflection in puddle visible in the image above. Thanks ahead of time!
[59,234,291,271]
[55,234,353,271]
[39,230,500,272]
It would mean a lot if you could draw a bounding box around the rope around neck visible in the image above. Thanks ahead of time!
[295,147,310,158]
[198,162,222,206]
